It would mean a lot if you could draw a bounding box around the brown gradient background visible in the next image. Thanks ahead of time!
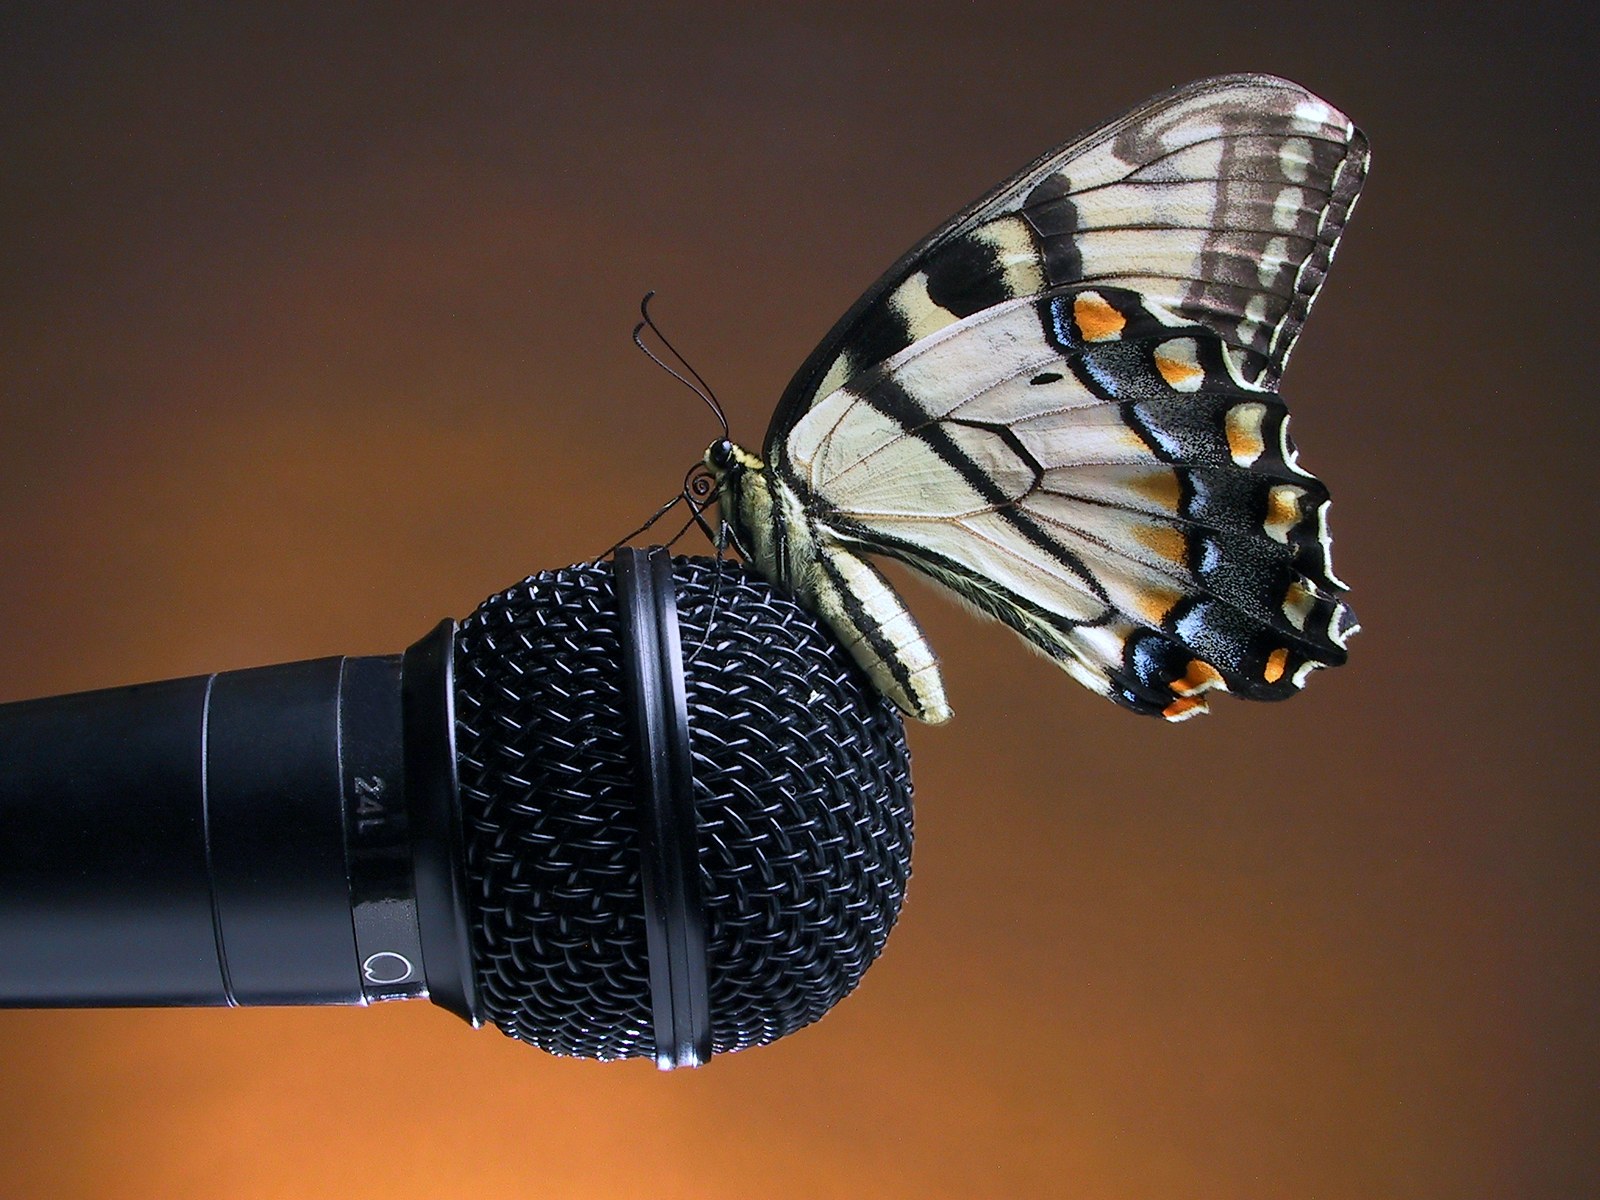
[1,4,1593,1197]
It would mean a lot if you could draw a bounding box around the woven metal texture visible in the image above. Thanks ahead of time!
[453,555,914,1060]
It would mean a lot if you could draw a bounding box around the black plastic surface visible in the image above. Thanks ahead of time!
[0,675,225,1006]
[615,547,711,1069]
[206,657,363,1005]
[0,653,433,1010]
[340,655,425,1001]
[402,620,481,1025]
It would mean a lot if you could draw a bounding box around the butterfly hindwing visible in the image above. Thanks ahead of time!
[788,286,1356,719]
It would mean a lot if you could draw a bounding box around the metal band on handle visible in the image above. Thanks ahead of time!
[614,547,712,1069]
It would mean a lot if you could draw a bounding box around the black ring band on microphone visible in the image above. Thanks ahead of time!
[337,654,427,1003]
[614,547,712,1069]
[402,620,482,1026]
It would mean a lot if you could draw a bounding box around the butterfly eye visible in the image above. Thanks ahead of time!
[707,439,736,471]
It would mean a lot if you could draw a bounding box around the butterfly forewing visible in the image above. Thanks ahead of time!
[767,73,1367,457]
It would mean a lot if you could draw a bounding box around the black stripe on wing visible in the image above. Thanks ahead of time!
[812,537,921,704]
[847,375,1112,606]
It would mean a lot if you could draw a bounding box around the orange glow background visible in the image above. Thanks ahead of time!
[1,5,1593,1197]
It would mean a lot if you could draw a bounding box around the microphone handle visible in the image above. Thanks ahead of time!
[0,623,479,1022]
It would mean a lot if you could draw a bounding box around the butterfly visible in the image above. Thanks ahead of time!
[703,74,1367,724]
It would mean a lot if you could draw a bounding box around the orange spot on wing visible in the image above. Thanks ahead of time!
[1266,485,1303,531]
[1264,646,1290,683]
[1154,351,1203,389]
[1162,695,1207,720]
[1074,292,1126,341]
[1133,523,1188,564]
[1130,470,1182,511]
[1225,403,1268,465]
[1171,659,1223,696]
[1134,586,1183,627]
[1119,427,1156,453]
[1282,581,1317,629]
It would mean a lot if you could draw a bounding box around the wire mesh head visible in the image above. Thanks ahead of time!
[453,555,914,1060]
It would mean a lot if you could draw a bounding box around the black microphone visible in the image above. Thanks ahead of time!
[0,550,914,1068]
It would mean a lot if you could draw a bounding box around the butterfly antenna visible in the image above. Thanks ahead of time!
[633,291,730,440]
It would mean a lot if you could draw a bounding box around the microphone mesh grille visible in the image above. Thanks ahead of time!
[454,556,913,1060]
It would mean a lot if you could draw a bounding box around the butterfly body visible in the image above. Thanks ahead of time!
[709,437,951,722]
[705,75,1367,724]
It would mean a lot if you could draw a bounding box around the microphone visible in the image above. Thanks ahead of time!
[0,549,914,1068]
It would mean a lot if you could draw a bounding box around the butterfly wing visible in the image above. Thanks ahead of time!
[789,286,1356,719]
[743,74,1365,720]
[766,72,1368,469]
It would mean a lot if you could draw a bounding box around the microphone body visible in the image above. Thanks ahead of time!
[0,625,473,1019]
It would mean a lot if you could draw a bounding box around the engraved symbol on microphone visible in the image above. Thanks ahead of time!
[353,774,386,834]
[362,951,414,985]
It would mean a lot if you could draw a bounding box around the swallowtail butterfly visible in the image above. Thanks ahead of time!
[704,74,1366,724]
